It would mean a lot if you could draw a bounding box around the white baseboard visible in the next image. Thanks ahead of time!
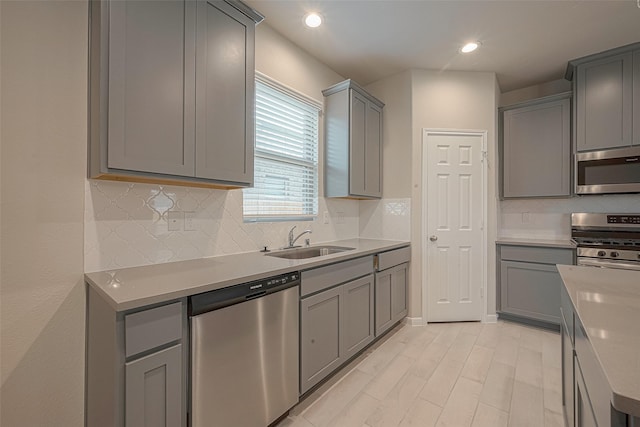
[483,314,498,323]
[405,316,425,326]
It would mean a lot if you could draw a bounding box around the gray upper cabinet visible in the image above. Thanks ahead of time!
[195,0,255,184]
[567,42,640,152]
[634,50,640,146]
[106,0,196,177]
[500,93,571,198]
[323,80,384,199]
[89,0,262,188]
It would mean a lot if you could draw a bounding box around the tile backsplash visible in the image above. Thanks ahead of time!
[84,180,360,272]
[359,198,411,241]
[500,194,640,239]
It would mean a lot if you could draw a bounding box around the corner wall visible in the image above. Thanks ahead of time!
[410,70,499,321]
[1,1,87,425]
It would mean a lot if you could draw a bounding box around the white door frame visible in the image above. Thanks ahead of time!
[421,128,489,323]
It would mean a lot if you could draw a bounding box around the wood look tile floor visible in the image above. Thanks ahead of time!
[277,321,563,427]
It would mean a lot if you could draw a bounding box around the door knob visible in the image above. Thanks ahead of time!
[429,235,438,242]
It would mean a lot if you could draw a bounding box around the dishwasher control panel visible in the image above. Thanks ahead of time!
[189,271,300,315]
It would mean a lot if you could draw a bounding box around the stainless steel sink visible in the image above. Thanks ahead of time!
[266,245,355,260]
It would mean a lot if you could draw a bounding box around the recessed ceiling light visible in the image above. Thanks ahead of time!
[461,42,480,53]
[304,12,322,28]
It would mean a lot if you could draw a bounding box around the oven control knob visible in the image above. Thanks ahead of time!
[597,250,606,257]
[611,251,619,258]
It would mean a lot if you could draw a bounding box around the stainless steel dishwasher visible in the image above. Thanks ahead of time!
[189,272,300,427]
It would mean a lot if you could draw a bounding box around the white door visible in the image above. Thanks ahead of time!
[423,129,485,322]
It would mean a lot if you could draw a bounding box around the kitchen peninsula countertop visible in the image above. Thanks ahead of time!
[496,237,575,249]
[85,238,410,311]
[558,264,640,417]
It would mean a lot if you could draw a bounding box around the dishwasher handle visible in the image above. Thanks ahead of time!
[189,272,300,316]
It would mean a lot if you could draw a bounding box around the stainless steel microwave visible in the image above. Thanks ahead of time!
[576,146,640,194]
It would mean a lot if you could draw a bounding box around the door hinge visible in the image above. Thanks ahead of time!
[480,287,484,298]
[481,150,488,163]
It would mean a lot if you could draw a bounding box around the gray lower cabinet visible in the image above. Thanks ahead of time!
[497,244,574,329]
[323,80,384,199]
[575,358,598,427]
[299,256,376,395]
[86,287,187,427]
[561,288,575,427]
[500,261,563,325]
[561,282,630,427]
[125,344,183,427]
[500,93,571,198]
[375,263,408,337]
[343,275,375,360]
[300,273,375,394]
[89,0,262,188]
[300,285,343,394]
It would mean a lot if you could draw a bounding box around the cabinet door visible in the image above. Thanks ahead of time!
[349,91,368,196]
[108,0,196,176]
[499,261,561,324]
[300,286,343,394]
[125,344,183,427]
[343,275,374,361]
[561,311,575,427]
[576,52,633,151]
[391,264,408,323]
[575,360,598,427]
[502,98,570,197]
[195,0,254,185]
[375,270,393,336]
[364,102,382,197]
[634,50,640,146]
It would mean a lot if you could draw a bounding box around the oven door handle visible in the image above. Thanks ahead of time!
[577,258,640,271]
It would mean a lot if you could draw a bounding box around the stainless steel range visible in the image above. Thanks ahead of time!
[571,213,640,271]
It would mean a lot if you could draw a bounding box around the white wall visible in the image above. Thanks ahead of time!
[84,23,361,272]
[410,70,499,319]
[1,1,87,425]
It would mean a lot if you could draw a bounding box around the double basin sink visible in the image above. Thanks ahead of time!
[266,245,354,260]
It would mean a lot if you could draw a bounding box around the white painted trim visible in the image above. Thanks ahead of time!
[421,129,489,323]
[484,314,498,324]
[405,316,426,326]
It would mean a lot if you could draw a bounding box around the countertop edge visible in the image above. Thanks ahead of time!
[85,239,410,312]
[558,264,640,418]
[496,238,575,249]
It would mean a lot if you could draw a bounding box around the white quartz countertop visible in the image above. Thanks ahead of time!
[558,265,640,417]
[85,238,410,311]
[496,237,575,249]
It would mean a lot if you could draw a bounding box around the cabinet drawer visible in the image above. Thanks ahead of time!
[301,256,373,297]
[125,302,183,358]
[500,245,574,265]
[376,246,411,271]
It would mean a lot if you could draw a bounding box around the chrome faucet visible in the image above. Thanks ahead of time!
[287,226,312,248]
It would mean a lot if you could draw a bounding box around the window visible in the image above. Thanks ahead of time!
[243,74,320,222]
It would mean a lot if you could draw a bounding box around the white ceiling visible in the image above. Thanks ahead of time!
[244,0,640,92]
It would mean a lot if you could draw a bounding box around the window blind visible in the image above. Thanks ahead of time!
[243,78,319,221]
